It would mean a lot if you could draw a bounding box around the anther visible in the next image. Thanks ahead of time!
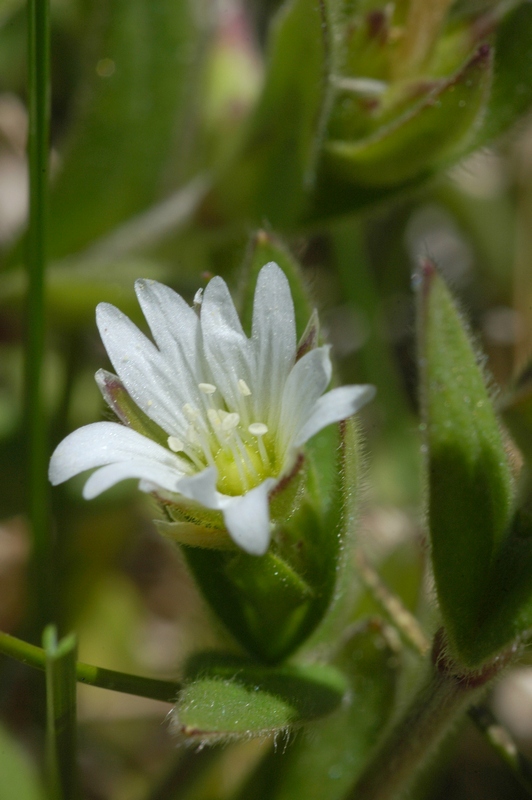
[221,412,240,432]
[186,425,200,445]
[249,422,270,468]
[193,288,203,315]
[199,382,216,395]
[183,403,199,421]
[248,422,268,436]
[168,436,184,453]
[238,379,251,396]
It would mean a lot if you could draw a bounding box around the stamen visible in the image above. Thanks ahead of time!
[227,439,250,491]
[199,382,217,395]
[186,425,200,445]
[207,408,221,428]
[197,428,216,467]
[248,422,268,436]
[183,403,199,421]
[168,436,184,453]
[183,428,205,470]
[233,431,260,479]
[249,422,270,468]
[193,288,203,315]
[238,379,251,396]
[221,412,240,432]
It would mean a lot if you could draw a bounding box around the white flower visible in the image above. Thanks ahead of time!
[49,263,375,556]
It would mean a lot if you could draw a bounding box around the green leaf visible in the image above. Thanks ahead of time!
[471,509,532,662]
[173,652,347,743]
[207,0,331,228]
[472,2,532,147]
[324,45,492,188]
[235,622,400,800]
[43,626,78,800]
[0,723,45,800]
[418,261,514,667]
[47,0,200,259]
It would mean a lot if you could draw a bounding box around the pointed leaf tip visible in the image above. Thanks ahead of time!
[418,267,514,666]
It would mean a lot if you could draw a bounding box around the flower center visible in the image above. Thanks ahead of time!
[167,380,277,496]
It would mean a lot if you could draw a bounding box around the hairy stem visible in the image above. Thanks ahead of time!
[351,661,485,800]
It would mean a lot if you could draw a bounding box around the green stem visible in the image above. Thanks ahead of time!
[357,554,532,796]
[351,662,485,800]
[26,0,52,628]
[43,626,78,800]
[0,630,181,703]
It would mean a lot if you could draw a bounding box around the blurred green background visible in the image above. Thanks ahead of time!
[1,0,532,797]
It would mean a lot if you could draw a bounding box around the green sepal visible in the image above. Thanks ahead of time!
[235,621,400,800]
[172,652,347,744]
[324,45,492,188]
[239,229,314,340]
[154,519,233,551]
[301,417,364,652]
[418,261,514,667]
[183,422,359,663]
[184,536,317,664]
[96,369,168,446]
[205,0,331,228]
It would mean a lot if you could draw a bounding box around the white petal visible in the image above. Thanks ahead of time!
[83,459,185,499]
[134,279,206,409]
[134,279,198,355]
[200,276,254,417]
[49,421,185,485]
[278,346,332,454]
[175,467,220,508]
[96,303,189,438]
[251,263,296,428]
[294,384,376,447]
[221,479,276,555]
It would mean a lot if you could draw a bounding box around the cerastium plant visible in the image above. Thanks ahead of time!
[4,0,532,798]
